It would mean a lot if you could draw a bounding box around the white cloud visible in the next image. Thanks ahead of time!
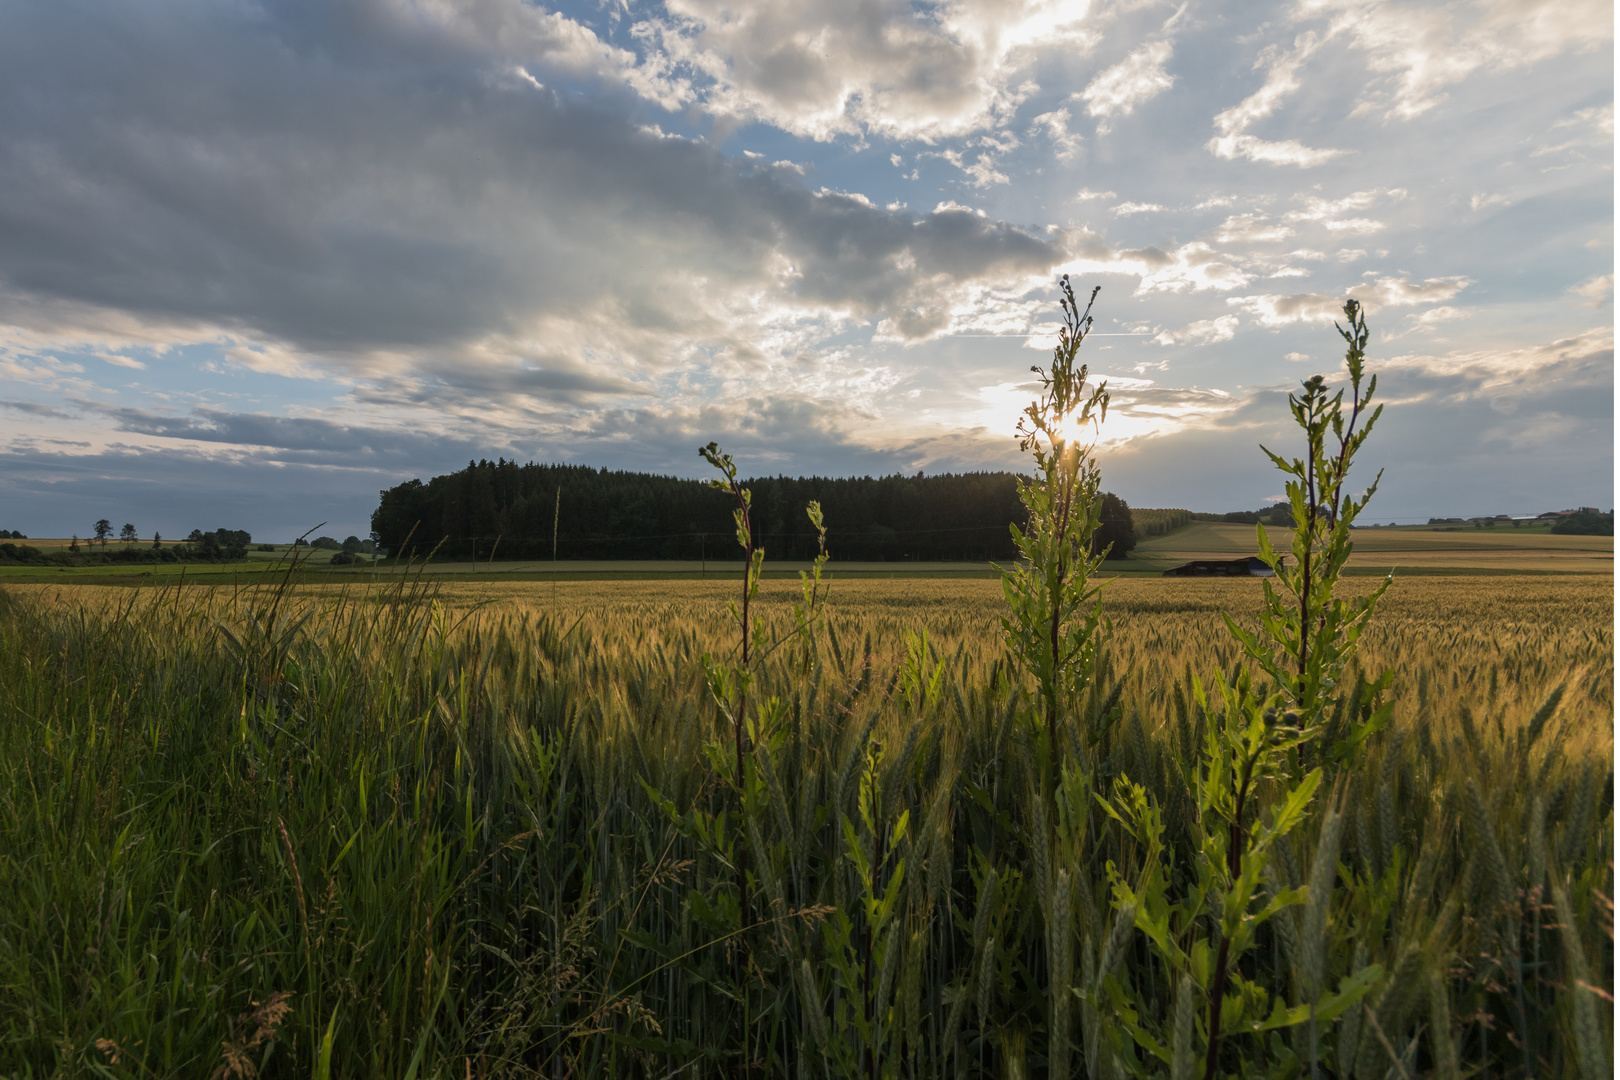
[1074,187,1117,201]
[630,0,1097,142]
[1533,103,1616,160]
[1382,326,1613,391]
[1570,274,1613,307]
[935,147,1013,188]
[95,353,147,370]
[1228,275,1470,325]
[1206,33,1349,167]
[1152,314,1239,346]
[1208,136,1349,167]
[1406,305,1470,327]
[1306,0,1613,121]
[1112,201,1166,215]
[1270,190,1400,241]
[1029,108,1083,160]
[1325,218,1385,234]
[1078,40,1175,133]
[1061,234,1255,294]
[1211,213,1294,244]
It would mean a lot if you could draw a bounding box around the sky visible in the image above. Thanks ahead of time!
[0,0,1612,543]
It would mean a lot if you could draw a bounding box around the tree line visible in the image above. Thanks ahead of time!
[370,459,1139,562]
[0,525,259,567]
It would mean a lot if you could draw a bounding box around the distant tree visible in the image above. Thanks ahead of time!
[311,536,341,550]
[70,534,80,552]
[342,535,363,553]
[94,519,113,547]
[293,537,309,547]
[1551,509,1613,536]
[1093,492,1137,558]
[120,522,137,545]
[152,531,162,550]
[186,528,205,543]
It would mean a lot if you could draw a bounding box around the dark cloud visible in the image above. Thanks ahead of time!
[0,399,73,419]
[0,1,1062,371]
[93,404,487,462]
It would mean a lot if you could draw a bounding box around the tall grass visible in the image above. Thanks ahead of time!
[0,569,1609,1077]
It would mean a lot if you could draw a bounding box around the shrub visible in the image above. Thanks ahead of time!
[1551,509,1613,535]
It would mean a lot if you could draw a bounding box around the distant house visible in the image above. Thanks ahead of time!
[1162,556,1278,578]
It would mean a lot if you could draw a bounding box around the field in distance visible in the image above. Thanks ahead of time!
[1132,519,1611,574]
[4,520,1609,582]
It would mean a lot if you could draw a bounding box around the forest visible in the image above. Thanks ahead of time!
[371,463,1138,562]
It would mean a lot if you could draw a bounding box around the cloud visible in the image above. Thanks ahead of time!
[1059,232,1256,294]
[1074,188,1117,201]
[627,0,1096,142]
[1529,104,1614,161]
[96,404,482,461]
[1211,214,1294,244]
[1228,275,1470,325]
[1206,34,1348,166]
[1028,108,1082,160]
[0,399,73,419]
[1112,202,1166,216]
[1569,273,1613,307]
[1405,305,1471,328]
[1311,0,1613,120]
[1152,314,1239,346]
[1382,326,1613,391]
[1078,40,1175,133]
[0,1,1070,404]
[934,147,1013,188]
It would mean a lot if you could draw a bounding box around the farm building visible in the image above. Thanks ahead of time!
[1162,556,1278,577]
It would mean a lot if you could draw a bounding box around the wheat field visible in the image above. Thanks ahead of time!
[0,572,1611,1078]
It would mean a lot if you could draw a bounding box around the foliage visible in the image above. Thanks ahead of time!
[1001,275,1113,781]
[1095,492,1137,557]
[1193,505,1296,527]
[1229,300,1391,752]
[371,460,1141,564]
[0,569,1610,1078]
[1132,508,1191,539]
[1552,510,1613,536]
